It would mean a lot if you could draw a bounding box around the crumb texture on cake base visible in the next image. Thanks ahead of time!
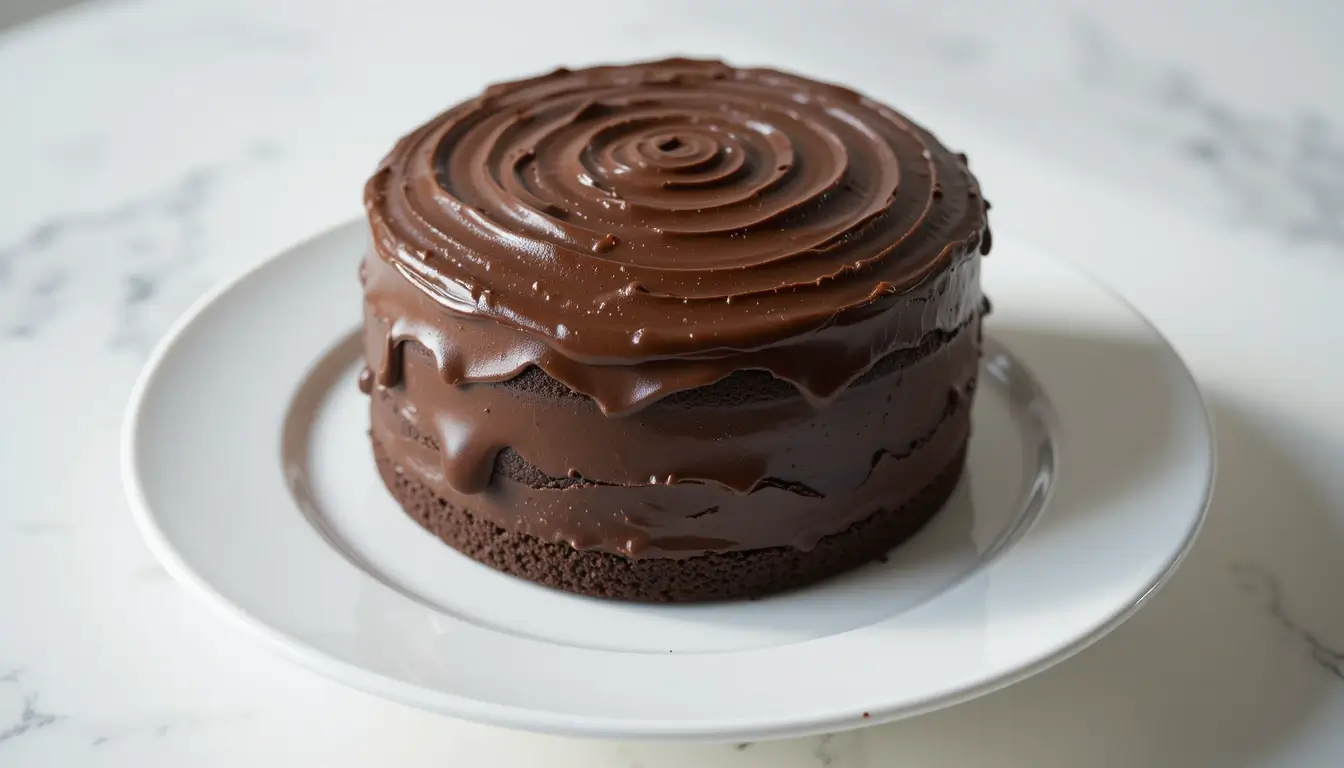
[373,436,966,603]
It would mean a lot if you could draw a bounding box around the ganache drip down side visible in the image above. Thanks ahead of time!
[363,57,991,414]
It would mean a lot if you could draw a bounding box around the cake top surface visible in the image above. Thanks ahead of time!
[364,57,989,412]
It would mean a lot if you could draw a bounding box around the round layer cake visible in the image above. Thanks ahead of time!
[360,58,991,602]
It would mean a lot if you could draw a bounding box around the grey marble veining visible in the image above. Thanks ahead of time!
[0,695,62,746]
[0,671,62,749]
[87,711,257,748]
[1234,563,1344,681]
[1069,16,1344,248]
[0,665,257,753]
[0,141,278,355]
[812,733,836,766]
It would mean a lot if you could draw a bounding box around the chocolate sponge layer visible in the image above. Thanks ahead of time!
[373,435,965,603]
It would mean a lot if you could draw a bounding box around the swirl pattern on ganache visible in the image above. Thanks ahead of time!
[364,58,989,413]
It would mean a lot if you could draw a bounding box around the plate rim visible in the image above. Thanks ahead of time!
[122,219,1214,742]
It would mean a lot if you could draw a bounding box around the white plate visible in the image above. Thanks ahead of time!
[123,221,1212,742]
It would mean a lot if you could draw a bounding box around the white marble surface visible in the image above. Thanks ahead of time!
[2,0,1343,765]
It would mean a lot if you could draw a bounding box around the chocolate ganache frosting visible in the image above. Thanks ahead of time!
[361,57,990,575]
[364,57,989,413]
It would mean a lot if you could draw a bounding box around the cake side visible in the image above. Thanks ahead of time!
[373,436,966,602]
[366,314,980,561]
[359,57,991,601]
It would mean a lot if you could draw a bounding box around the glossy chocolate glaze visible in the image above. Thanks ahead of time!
[364,57,989,413]
[361,58,989,558]
[368,322,977,558]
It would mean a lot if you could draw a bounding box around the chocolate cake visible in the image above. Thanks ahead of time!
[360,58,991,602]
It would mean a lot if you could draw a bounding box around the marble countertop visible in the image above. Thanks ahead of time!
[3,0,1343,765]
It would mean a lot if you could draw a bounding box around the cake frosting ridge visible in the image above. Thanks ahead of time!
[364,57,990,415]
